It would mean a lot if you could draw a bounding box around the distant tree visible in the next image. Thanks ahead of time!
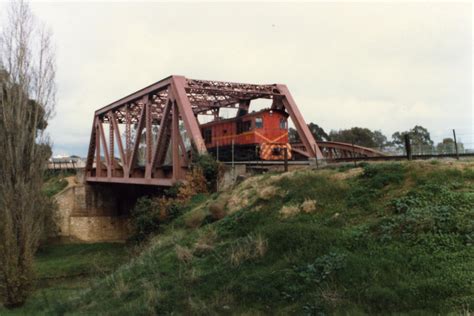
[288,127,299,143]
[329,127,388,149]
[436,138,464,154]
[0,1,56,308]
[392,125,434,154]
[289,123,329,143]
[308,123,330,141]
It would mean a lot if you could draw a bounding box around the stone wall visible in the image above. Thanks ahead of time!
[54,176,134,242]
[69,216,130,242]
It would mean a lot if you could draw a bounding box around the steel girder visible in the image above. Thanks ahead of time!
[292,141,386,159]
[85,75,322,186]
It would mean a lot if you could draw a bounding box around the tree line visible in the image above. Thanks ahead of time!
[290,123,465,154]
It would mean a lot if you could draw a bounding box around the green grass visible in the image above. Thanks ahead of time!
[35,243,129,279]
[0,243,129,315]
[4,161,474,314]
[43,171,74,197]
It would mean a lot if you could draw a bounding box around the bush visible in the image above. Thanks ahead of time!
[192,154,221,191]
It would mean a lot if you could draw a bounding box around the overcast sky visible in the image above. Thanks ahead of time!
[1,1,472,156]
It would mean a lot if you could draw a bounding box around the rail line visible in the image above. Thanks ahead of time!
[222,152,474,166]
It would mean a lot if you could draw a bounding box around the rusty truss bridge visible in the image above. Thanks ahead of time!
[85,75,384,186]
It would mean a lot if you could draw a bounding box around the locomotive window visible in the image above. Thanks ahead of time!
[255,117,263,129]
[280,118,287,129]
[203,128,212,144]
[237,120,252,134]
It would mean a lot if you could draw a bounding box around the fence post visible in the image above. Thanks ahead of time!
[404,134,412,160]
[351,140,357,167]
[452,129,459,160]
[284,147,288,172]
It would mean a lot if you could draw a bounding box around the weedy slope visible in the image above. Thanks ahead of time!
[24,162,474,314]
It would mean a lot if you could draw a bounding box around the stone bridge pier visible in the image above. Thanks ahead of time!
[54,172,162,242]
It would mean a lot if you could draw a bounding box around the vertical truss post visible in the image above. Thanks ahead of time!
[109,113,115,177]
[125,106,131,163]
[98,120,111,178]
[172,101,181,180]
[95,119,101,177]
[145,97,152,179]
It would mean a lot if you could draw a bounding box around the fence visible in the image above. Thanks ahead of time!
[335,128,474,162]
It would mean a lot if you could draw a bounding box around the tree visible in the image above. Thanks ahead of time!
[392,125,434,154]
[436,138,464,154]
[0,1,56,308]
[289,123,329,143]
[329,127,388,149]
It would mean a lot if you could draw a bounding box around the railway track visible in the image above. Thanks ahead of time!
[222,152,474,166]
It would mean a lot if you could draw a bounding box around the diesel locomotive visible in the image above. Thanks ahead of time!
[200,109,292,161]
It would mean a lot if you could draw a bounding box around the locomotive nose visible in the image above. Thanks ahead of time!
[260,143,292,160]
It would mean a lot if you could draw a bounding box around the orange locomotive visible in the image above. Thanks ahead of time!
[200,109,292,161]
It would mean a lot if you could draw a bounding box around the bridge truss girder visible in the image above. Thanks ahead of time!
[85,75,322,186]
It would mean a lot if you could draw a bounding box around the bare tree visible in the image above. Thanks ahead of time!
[0,0,56,308]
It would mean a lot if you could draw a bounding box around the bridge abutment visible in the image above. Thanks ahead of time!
[54,173,161,242]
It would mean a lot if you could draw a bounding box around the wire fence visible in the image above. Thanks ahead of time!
[340,129,474,160]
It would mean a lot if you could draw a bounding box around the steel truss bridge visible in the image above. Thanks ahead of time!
[85,75,384,186]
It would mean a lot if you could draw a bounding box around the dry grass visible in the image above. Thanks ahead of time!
[184,208,207,229]
[143,281,160,313]
[226,189,252,214]
[193,228,217,256]
[208,199,227,220]
[279,205,300,218]
[301,199,317,213]
[331,167,364,180]
[229,234,268,267]
[175,245,193,263]
[257,185,279,200]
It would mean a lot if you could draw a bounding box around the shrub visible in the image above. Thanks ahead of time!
[209,200,227,220]
[192,154,221,191]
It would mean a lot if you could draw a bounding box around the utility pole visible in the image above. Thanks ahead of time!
[404,134,412,161]
[453,129,459,160]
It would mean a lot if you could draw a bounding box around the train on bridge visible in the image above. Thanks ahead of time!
[201,109,292,161]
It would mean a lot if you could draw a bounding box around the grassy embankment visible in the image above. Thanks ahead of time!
[0,243,129,315]
[47,161,474,315]
[2,161,474,314]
